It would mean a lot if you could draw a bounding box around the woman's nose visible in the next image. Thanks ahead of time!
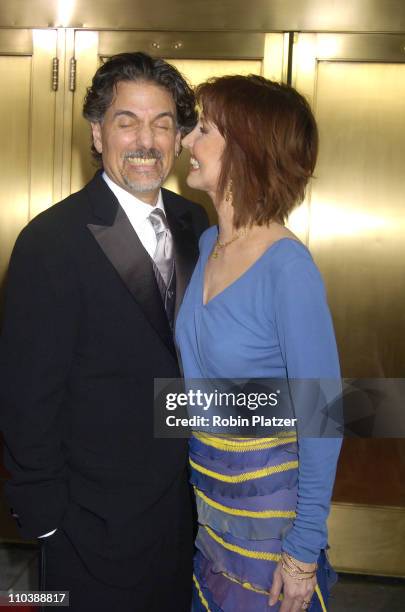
[182,127,196,150]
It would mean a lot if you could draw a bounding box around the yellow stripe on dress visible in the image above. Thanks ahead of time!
[193,431,297,452]
[190,457,298,483]
[315,584,328,612]
[195,488,296,519]
[193,573,210,611]
[221,572,285,601]
[204,525,281,561]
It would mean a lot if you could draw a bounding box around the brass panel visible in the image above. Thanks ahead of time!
[70,30,99,194]
[328,503,405,577]
[307,61,405,377]
[29,29,58,218]
[0,29,32,54]
[53,28,76,201]
[291,33,405,71]
[0,29,57,286]
[292,33,405,576]
[0,55,31,286]
[3,0,405,32]
[99,31,265,59]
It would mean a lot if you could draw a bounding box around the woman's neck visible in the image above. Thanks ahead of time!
[216,198,237,241]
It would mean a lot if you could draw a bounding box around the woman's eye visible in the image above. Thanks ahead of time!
[199,126,208,134]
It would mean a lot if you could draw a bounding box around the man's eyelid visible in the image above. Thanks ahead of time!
[153,119,172,129]
[154,112,175,125]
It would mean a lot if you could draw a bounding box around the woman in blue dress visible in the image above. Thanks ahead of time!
[176,75,342,612]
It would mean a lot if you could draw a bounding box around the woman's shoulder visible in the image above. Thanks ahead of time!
[264,237,324,289]
[268,237,313,268]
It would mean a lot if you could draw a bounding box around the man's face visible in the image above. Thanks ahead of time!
[91,80,181,205]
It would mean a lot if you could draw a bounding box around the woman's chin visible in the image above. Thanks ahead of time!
[186,173,204,191]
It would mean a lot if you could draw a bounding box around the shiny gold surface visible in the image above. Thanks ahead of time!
[291,33,405,577]
[0,29,58,288]
[53,28,75,202]
[0,29,32,54]
[328,503,405,577]
[70,30,99,194]
[0,54,31,287]
[99,31,266,60]
[2,1,405,32]
[294,49,405,377]
[29,30,59,219]
[313,61,405,371]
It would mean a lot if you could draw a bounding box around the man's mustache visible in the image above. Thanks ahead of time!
[124,149,162,160]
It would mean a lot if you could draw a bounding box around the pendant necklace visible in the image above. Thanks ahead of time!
[211,228,246,259]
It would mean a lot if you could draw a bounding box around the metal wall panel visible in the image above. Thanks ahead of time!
[292,32,405,577]
[2,1,405,32]
[0,29,58,289]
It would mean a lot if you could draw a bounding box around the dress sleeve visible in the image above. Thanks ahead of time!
[274,254,342,563]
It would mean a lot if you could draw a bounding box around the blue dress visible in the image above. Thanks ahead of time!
[176,226,342,611]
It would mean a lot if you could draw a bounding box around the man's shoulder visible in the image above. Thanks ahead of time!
[22,174,104,239]
[31,191,85,228]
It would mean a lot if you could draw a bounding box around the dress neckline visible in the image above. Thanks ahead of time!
[201,230,305,308]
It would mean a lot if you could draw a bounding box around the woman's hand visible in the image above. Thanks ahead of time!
[269,555,317,611]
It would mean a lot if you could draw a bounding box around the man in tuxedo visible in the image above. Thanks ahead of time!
[0,52,208,611]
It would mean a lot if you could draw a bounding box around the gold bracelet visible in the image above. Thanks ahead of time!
[282,552,318,572]
[281,552,317,580]
[281,563,316,580]
[281,561,317,580]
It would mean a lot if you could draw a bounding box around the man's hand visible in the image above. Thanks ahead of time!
[269,557,317,611]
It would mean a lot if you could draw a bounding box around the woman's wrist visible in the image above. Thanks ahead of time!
[280,551,317,580]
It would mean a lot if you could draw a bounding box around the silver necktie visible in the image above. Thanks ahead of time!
[149,208,174,288]
[149,209,176,326]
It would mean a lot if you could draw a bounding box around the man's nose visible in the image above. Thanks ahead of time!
[135,123,154,149]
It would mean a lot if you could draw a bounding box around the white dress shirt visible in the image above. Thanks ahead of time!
[38,173,165,539]
[103,171,166,257]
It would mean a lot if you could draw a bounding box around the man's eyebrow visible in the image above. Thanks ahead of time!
[153,112,176,122]
[112,110,176,121]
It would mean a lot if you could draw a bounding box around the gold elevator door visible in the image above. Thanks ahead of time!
[0,29,59,293]
[292,33,405,576]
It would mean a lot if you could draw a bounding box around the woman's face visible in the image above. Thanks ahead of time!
[182,114,225,200]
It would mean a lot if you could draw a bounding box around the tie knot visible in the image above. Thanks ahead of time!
[149,207,169,236]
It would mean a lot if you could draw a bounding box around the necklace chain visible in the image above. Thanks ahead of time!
[211,229,246,259]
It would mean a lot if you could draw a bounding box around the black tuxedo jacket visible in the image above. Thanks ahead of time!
[0,172,209,591]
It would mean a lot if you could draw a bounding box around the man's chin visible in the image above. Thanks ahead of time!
[122,176,164,195]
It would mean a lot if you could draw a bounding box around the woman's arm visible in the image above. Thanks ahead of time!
[270,253,342,610]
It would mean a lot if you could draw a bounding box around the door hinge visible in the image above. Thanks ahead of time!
[69,57,77,92]
[52,57,59,91]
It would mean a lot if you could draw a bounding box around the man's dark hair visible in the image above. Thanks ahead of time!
[83,52,197,161]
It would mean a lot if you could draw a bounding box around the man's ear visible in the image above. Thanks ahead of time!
[91,122,103,154]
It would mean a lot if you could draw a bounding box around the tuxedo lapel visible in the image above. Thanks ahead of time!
[85,175,176,358]
[163,189,200,320]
